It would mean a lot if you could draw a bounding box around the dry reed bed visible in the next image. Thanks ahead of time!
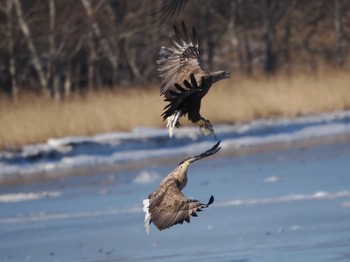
[1,71,350,149]
[203,71,350,123]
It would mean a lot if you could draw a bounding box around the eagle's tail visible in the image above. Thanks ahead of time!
[143,198,151,235]
[166,110,181,138]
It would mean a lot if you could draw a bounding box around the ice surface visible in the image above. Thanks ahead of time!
[0,139,349,262]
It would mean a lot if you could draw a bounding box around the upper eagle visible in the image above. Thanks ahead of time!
[157,21,230,137]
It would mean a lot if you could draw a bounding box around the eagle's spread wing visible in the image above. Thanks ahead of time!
[182,140,221,164]
[157,21,203,99]
[152,0,188,23]
[148,179,214,231]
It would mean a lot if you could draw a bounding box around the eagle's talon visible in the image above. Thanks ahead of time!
[198,118,214,136]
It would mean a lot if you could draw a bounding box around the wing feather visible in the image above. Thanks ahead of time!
[157,21,203,99]
[152,0,188,24]
[149,179,214,231]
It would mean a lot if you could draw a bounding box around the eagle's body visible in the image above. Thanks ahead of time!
[143,141,221,234]
[157,22,230,137]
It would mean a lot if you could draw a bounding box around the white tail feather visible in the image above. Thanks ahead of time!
[166,111,181,138]
[143,199,151,235]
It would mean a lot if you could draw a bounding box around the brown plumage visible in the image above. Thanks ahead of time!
[143,141,221,234]
[157,21,230,137]
[152,0,188,23]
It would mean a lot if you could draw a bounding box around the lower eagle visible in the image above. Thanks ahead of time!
[143,141,221,234]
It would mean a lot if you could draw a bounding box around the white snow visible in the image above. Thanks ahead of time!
[217,191,350,207]
[133,171,161,184]
[0,191,61,203]
[342,201,350,208]
[264,176,280,183]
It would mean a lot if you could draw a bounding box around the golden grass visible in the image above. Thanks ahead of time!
[1,70,350,149]
[203,70,350,123]
[0,89,165,149]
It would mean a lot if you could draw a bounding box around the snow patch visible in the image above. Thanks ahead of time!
[133,171,161,184]
[264,176,280,183]
[291,225,301,231]
[0,191,61,203]
[342,201,350,208]
[217,191,350,207]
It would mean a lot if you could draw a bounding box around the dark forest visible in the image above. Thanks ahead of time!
[0,0,349,100]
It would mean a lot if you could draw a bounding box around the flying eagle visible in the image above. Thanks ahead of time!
[157,21,230,138]
[143,141,221,234]
[152,0,188,23]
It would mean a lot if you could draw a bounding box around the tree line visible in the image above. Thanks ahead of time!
[0,0,349,101]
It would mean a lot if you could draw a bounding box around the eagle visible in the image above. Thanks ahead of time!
[157,21,230,138]
[143,141,221,234]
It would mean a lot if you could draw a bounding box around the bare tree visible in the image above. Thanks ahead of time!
[13,0,49,95]
[227,0,243,72]
[2,0,18,100]
[47,0,63,100]
[300,2,326,71]
[0,0,348,99]
[260,0,276,74]
[81,0,119,87]
[334,0,345,67]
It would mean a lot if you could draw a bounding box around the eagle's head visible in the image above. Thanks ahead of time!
[210,70,231,84]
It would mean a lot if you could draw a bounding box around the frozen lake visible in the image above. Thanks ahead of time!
[1,136,350,261]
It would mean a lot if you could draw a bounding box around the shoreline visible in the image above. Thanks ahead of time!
[2,110,350,186]
[2,131,350,186]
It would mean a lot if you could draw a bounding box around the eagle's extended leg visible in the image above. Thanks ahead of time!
[197,117,216,138]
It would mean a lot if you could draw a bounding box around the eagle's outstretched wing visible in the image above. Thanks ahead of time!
[152,0,188,23]
[148,179,214,231]
[182,140,221,164]
[157,21,203,99]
